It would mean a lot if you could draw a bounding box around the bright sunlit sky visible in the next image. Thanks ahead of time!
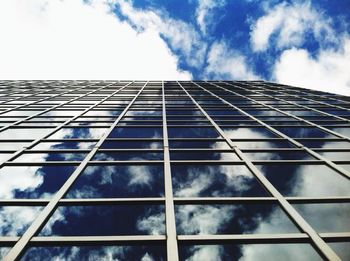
[0,0,349,95]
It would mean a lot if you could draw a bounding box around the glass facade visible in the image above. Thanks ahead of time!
[0,80,349,260]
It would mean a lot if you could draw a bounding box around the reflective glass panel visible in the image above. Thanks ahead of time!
[0,128,52,140]
[168,127,219,138]
[223,127,278,139]
[328,242,350,261]
[14,153,87,162]
[93,151,163,161]
[48,128,107,139]
[170,151,239,160]
[109,127,162,138]
[0,166,76,199]
[66,165,164,198]
[22,245,166,261]
[0,206,43,236]
[101,140,163,149]
[258,164,350,197]
[39,204,165,236]
[32,141,96,150]
[172,165,268,197]
[175,203,299,234]
[293,203,350,232]
[179,243,321,261]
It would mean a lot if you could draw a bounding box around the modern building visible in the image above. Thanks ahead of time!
[0,80,349,261]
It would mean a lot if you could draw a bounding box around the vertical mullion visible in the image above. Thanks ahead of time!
[212,81,350,180]
[4,81,148,261]
[162,81,179,261]
[178,81,341,261]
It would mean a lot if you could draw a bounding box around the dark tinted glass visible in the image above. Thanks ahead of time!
[39,204,165,236]
[66,165,164,198]
[179,243,321,261]
[0,166,76,199]
[175,203,299,234]
[22,245,166,261]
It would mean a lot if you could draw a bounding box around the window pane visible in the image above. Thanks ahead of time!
[101,140,162,149]
[0,206,43,236]
[169,140,229,149]
[0,166,76,199]
[14,153,87,162]
[179,244,321,261]
[93,151,163,161]
[170,151,239,160]
[175,203,299,234]
[168,127,219,138]
[109,127,162,138]
[172,165,268,197]
[22,245,166,261]
[223,127,278,139]
[66,165,164,198]
[258,164,350,197]
[293,203,350,233]
[0,128,52,140]
[328,242,350,260]
[32,141,96,150]
[39,204,165,236]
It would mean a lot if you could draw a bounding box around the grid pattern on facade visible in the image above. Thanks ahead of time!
[0,80,349,260]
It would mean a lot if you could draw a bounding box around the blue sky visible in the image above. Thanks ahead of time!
[0,0,349,95]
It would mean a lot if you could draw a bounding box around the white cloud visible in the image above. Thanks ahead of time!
[0,206,42,236]
[273,38,350,96]
[250,1,335,52]
[117,0,206,67]
[195,0,226,35]
[205,40,259,80]
[186,245,223,261]
[0,0,191,80]
[0,167,44,199]
[136,212,165,235]
[127,165,154,188]
[141,253,155,261]
[176,205,235,235]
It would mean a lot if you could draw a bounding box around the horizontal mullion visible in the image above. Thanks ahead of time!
[2,196,349,207]
[178,233,309,244]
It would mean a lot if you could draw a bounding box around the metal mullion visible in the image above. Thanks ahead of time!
[0,235,166,245]
[1,232,348,245]
[174,196,350,204]
[162,81,179,261]
[0,82,133,168]
[178,233,310,244]
[179,81,341,261]
[0,196,350,207]
[249,82,350,121]
[0,198,165,206]
[222,81,350,141]
[0,83,116,134]
[0,81,92,116]
[4,81,148,261]
[213,81,350,180]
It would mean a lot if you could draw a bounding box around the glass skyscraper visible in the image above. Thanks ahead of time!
[0,80,349,261]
